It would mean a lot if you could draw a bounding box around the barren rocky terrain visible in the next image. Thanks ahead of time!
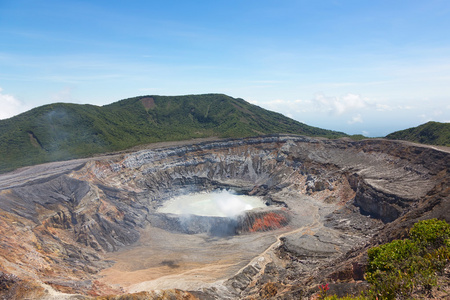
[0,135,448,299]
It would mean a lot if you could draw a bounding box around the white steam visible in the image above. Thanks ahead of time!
[158,190,265,217]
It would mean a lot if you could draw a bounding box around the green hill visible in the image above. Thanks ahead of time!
[386,121,450,146]
[0,94,346,173]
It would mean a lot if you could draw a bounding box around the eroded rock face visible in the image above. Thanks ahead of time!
[149,208,290,236]
[0,135,448,299]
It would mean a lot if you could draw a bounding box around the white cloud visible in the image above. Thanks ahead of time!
[376,103,415,112]
[260,98,299,113]
[313,93,371,115]
[375,103,393,111]
[259,98,316,115]
[0,88,29,120]
[348,114,363,124]
[254,93,374,119]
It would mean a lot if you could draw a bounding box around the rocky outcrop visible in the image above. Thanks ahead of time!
[149,213,240,236]
[237,209,290,233]
[149,208,290,236]
[0,135,448,299]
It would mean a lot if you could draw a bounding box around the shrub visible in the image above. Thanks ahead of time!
[365,218,450,299]
[409,218,450,254]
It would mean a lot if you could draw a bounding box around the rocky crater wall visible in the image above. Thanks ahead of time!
[149,208,290,236]
[0,135,448,298]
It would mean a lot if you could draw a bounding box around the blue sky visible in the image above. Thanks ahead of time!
[1,0,449,136]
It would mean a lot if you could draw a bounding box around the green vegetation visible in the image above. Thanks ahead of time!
[0,94,347,173]
[386,121,450,146]
[349,134,368,141]
[320,219,449,300]
[366,219,450,299]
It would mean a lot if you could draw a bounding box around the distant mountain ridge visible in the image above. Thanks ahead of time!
[386,121,450,147]
[0,94,346,173]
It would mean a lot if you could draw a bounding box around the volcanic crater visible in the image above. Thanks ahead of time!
[0,135,449,299]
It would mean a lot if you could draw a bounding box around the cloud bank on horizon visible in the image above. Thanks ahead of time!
[0,0,449,137]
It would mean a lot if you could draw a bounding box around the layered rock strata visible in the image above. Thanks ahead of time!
[150,208,290,236]
[0,135,448,299]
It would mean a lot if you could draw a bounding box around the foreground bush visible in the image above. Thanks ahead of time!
[318,219,449,300]
[365,218,450,299]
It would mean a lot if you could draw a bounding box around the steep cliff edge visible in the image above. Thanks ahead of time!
[0,135,448,299]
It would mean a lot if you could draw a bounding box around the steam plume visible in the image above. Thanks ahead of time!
[158,190,265,217]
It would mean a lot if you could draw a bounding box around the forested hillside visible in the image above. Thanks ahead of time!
[0,94,346,173]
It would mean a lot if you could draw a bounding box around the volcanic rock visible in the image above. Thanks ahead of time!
[0,135,448,299]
